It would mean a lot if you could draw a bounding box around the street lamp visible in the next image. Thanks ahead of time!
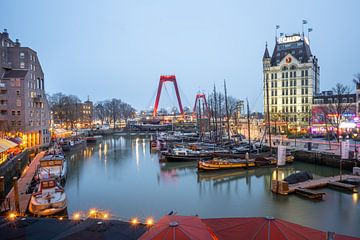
[354,133,358,167]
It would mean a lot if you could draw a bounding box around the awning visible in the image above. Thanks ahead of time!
[139,215,218,240]
[202,217,358,240]
[0,139,18,153]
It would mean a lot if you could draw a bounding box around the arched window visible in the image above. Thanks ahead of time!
[282,66,288,71]
[290,65,297,70]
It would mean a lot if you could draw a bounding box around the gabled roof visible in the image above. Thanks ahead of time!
[270,35,312,66]
[2,69,28,79]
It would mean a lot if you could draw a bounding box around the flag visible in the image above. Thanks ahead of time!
[308,28,313,32]
[280,32,284,36]
[302,20,308,24]
[276,25,280,29]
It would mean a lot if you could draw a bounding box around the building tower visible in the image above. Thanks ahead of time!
[263,33,320,132]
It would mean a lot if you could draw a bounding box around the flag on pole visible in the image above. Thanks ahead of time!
[280,33,284,37]
[276,25,280,29]
[302,20,308,24]
[277,145,286,166]
[308,28,313,32]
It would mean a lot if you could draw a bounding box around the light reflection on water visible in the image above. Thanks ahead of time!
[65,136,360,237]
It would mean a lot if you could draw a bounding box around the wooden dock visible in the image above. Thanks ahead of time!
[272,174,360,196]
[3,151,44,214]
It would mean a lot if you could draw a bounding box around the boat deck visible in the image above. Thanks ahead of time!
[288,174,359,193]
[273,174,360,196]
[3,151,44,214]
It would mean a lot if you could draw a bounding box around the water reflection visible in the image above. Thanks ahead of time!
[64,136,360,237]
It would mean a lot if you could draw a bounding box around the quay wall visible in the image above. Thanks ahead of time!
[0,150,30,197]
[293,150,357,170]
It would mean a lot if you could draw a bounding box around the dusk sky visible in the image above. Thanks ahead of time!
[1,0,360,112]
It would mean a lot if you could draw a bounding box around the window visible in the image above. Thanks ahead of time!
[294,72,296,77]
[349,97,354,103]
[305,70,308,76]
[305,79,308,85]
[20,62,25,68]
[17,111,20,115]
[16,90,20,96]
[20,52,25,58]
[342,98,347,103]
[11,110,15,115]
[328,98,333,103]
[15,79,20,87]
[16,100,21,107]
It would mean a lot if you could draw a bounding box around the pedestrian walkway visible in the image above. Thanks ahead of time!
[3,151,44,214]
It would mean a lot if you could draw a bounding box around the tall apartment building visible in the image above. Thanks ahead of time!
[263,33,320,131]
[0,29,50,147]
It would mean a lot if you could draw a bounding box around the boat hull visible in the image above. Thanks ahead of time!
[28,196,67,216]
[162,153,213,162]
[198,160,256,171]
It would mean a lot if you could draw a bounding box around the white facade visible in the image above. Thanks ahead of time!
[263,34,320,131]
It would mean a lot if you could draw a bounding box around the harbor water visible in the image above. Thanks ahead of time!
[65,135,360,237]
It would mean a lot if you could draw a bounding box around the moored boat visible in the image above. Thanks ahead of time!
[85,135,103,143]
[60,138,86,151]
[197,158,256,171]
[37,154,67,184]
[162,148,213,162]
[28,178,67,216]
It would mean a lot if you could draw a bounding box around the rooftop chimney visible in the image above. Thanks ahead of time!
[15,39,21,47]
[3,29,9,38]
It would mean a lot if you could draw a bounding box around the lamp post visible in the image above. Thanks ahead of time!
[354,133,358,167]
[339,135,343,181]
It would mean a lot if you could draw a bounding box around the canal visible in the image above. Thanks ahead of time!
[65,135,359,237]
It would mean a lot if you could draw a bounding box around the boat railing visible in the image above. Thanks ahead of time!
[0,197,11,213]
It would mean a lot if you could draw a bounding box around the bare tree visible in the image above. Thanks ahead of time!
[104,99,122,128]
[94,101,106,125]
[320,83,353,143]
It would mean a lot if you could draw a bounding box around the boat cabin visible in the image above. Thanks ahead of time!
[40,155,65,168]
[41,179,57,189]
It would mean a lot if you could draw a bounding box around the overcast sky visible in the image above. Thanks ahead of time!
[1,0,360,112]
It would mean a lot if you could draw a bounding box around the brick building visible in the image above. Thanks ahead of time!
[0,29,51,147]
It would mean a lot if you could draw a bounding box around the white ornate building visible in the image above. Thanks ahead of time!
[263,33,320,132]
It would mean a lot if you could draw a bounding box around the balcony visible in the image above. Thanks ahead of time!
[33,94,42,103]
[0,110,7,121]
[0,104,7,111]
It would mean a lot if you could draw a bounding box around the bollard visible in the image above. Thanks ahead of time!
[17,159,22,176]
[13,177,20,213]
[0,176,4,199]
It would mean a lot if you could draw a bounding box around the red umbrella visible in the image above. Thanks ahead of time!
[202,217,359,240]
[139,215,218,240]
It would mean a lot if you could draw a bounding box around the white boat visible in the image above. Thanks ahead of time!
[37,154,67,184]
[28,178,67,216]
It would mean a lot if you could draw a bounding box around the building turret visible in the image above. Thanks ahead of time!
[262,43,271,71]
